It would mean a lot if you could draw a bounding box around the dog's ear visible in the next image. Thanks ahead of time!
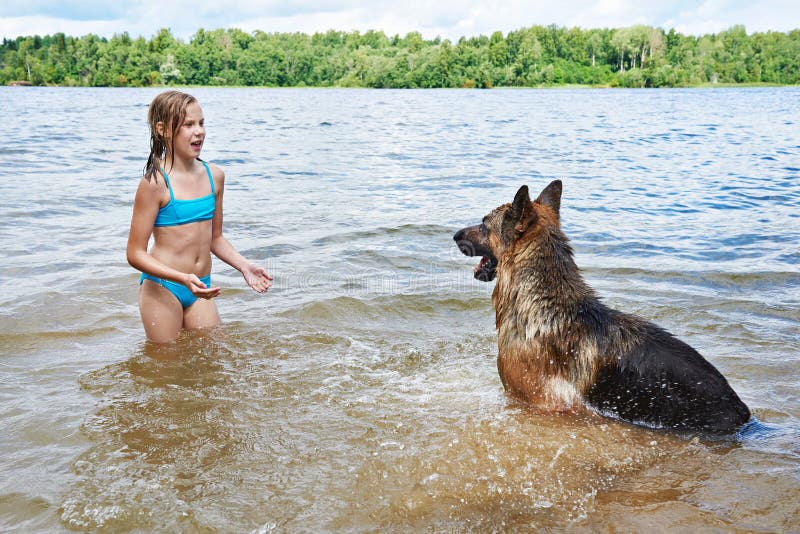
[511,185,530,214]
[503,185,535,239]
[535,180,562,215]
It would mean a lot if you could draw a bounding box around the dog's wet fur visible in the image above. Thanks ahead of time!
[454,181,750,433]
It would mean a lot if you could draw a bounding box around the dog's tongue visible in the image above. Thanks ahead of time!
[474,256,489,273]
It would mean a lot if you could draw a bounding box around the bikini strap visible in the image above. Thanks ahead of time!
[199,160,215,195]
[159,168,175,201]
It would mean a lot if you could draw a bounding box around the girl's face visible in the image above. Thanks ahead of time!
[170,102,205,160]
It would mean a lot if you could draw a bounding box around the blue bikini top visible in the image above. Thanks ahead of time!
[153,160,216,227]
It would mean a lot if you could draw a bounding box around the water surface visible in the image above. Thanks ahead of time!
[0,87,798,531]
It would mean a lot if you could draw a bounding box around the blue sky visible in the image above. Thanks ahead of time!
[1,0,798,41]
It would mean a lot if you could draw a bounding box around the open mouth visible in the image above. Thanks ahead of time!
[453,227,497,282]
[473,255,497,282]
[191,140,203,151]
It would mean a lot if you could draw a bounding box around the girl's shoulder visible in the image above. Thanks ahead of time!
[134,174,170,207]
[137,173,168,195]
[201,160,225,188]
[207,161,225,179]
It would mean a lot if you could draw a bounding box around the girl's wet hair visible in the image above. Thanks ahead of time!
[144,90,197,182]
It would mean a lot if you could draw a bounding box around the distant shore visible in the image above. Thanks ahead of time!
[3,26,798,89]
[6,81,795,89]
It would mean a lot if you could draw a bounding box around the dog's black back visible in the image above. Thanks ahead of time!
[584,309,751,432]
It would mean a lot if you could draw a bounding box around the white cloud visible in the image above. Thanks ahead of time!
[0,1,797,40]
[570,0,652,29]
[0,15,127,38]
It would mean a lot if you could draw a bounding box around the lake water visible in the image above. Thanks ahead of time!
[1,86,798,531]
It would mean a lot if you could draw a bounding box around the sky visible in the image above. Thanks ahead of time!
[1,0,798,41]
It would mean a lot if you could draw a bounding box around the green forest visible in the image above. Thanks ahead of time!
[2,24,799,88]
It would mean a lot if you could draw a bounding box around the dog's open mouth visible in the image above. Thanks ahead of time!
[453,226,497,282]
[473,255,498,282]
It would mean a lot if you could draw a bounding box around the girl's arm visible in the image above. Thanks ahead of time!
[209,167,273,293]
[126,178,219,296]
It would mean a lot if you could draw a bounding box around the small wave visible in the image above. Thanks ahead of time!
[279,295,379,321]
[384,152,412,161]
[0,327,119,345]
[278,293,492,323]
[735,418,785,441]
[244,243,303,258]
[585,266,800,291]
[0,147,30,155]
[311,224,456,246]
[4,208,83,218]
[277,170,318,176]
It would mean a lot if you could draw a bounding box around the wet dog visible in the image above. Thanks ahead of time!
[453,181,750,433]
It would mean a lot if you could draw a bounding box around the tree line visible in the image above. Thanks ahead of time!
[2,24,799,88]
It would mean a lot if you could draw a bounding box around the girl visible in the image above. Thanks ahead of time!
[127,90,272,343]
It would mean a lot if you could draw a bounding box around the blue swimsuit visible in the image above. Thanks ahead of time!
[139,160,216,308]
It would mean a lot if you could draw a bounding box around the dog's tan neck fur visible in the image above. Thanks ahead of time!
[492,210,601,410]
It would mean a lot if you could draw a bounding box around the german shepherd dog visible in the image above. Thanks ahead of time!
[453,181,750,433]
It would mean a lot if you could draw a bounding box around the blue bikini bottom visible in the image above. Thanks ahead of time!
[140,273,211,309]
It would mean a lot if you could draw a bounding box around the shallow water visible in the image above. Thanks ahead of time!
[0,87,798,531]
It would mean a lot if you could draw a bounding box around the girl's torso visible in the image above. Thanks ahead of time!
[149,160,217,276]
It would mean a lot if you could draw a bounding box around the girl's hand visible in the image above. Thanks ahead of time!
[185,273,221,299]
[242,263,273,293]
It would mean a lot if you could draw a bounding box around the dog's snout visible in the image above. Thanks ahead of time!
[453,228,476,256]
[457,242,473,256]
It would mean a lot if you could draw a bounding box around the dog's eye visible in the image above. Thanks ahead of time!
[480,223,488,236]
